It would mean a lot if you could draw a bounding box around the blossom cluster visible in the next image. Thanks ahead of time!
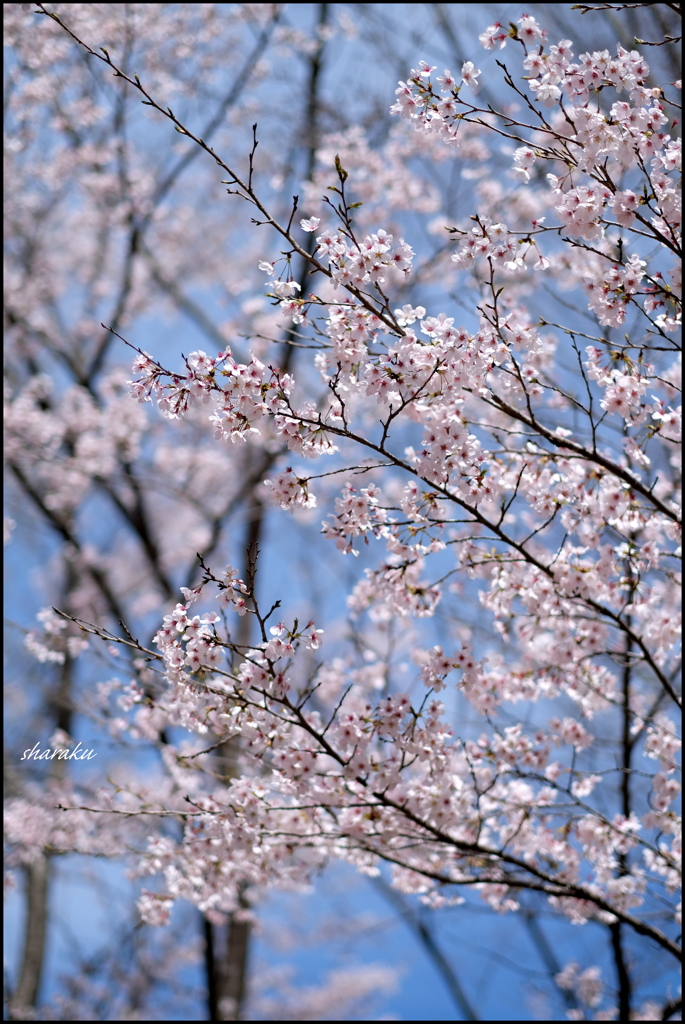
[105,582,678,948]
[129,346,339,459]
[390,17,681,347]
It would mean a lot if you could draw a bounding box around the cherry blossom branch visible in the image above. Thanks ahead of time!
[485,392,681,524]
[354,841,681,959]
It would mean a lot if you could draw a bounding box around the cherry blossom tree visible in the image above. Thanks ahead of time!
[5,3,681,1020]
[4,3,343,1017]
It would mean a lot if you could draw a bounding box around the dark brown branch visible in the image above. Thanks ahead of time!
[373,873,479,1020]
[12,857,49,1011]
[8,461,129,628]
